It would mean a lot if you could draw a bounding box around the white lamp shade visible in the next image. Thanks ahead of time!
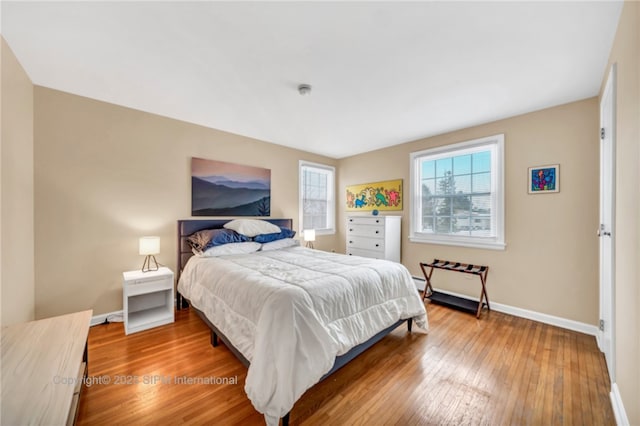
[139,236,160,255]
[303,229,316,242]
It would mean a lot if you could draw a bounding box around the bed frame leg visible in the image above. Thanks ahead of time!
[282,412,290,426]
[407,318,413,333]
[176,292,189,310]
[211,330,219,347]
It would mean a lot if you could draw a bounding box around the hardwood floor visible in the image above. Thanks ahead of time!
[77,303,614,425]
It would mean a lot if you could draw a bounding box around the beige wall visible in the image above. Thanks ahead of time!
[33,87,337,319]
[10,7,639,417]
[339,98,599,325]
[1,37,35,325]
[602,1,640,423]
[32,88,603,326]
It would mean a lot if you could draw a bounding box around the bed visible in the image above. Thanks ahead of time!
[176,218,428,425]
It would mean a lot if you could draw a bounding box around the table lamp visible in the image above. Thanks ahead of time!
[303,229,316,249]
[139,236,160,272]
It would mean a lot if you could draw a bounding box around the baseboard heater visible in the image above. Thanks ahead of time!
[414,276,483,313]
[426,290,487,315]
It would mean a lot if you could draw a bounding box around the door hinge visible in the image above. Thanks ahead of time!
[599,319,605,331]
[601,128,605,140]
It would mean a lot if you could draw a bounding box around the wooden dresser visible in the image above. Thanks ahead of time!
[346,215,401,262]
[1,309,92,425]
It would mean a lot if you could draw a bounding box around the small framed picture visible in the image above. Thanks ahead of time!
[528,164,559,194]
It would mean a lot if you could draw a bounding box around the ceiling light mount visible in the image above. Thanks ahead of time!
[298,84,312,96]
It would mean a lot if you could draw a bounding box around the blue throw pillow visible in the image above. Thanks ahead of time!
[210,229,250,247]
[253,228,297,243]
[187,228,249,252]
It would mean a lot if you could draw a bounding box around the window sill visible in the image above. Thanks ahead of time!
[409,235,506,251]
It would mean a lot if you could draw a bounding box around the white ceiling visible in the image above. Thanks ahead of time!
[1,1,623,159]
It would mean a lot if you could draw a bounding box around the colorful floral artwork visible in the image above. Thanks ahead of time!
[528,164,559,194]
[346,179,403,211]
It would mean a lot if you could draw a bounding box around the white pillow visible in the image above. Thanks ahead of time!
[223,219,281,237]
[200,242,261,257]
[260,238,300,251]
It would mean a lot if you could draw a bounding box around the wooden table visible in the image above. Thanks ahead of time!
[1,309,92,425]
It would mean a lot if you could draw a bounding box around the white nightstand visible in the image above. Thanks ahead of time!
[123,267,175,335]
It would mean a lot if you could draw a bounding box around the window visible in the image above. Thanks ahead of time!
[299,161,335,235]
[410,134,505,250]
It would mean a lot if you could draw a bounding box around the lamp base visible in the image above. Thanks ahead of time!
[142,255,159,272]
[305,242,314,249]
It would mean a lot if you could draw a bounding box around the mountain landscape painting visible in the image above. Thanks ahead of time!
[191,157,271,216]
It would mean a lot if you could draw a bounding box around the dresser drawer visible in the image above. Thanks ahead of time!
[347,216,385,226]
[347,247,385,259]
[125,276,173,297]
[347,223,385,237]
[347,235,385,251]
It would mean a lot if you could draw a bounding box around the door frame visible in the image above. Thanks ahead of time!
[598,63,616,382]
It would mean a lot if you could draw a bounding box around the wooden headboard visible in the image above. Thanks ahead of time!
[176,218,294,277]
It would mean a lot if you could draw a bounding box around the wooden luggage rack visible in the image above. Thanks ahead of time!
[419,259,490,318]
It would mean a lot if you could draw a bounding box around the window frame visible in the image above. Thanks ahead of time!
[409,134,505,250]
[299,160,336,235]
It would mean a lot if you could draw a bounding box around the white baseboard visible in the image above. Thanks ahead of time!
[413,276,425,291]
[610,383,629,426]
[91,310,124,326]
[412,276,599,336]
[489,299,598,336]
[90,298,181,326]
[596,330,604,352]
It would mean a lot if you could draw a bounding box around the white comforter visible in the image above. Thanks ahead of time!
[177,246,428,425]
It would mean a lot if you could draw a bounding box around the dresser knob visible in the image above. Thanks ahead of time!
[375,230,379,234]
[375,244,380,247]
